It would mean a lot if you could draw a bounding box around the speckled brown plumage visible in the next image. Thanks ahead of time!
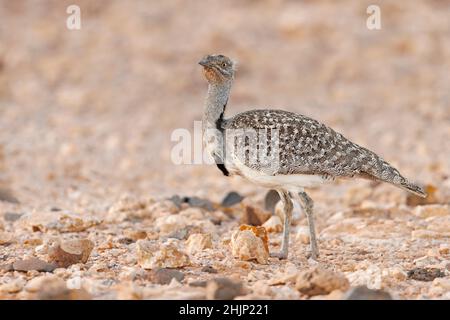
[224,109,425,196]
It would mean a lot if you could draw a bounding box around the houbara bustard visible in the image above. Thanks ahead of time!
[199,54,426,260]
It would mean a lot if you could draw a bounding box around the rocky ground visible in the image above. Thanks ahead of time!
[0,0,449,299]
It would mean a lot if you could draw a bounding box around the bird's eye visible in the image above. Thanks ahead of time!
[221,63,227,68]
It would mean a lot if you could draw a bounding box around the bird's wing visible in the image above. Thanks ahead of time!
[224,109,392,178]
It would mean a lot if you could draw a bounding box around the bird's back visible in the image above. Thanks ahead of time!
[223,109,425,196]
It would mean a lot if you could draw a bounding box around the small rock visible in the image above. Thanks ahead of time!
[168,195,183,208]
[201,265,218,273]
[221,191,244,207]
[25,275,64,292]
[155,214,190,234]
[3,212,23,222]
[118,238,134,245]
[107,195,159,222]
[432,278,450,290]
[21,210,102,233]
[411,229,444,239]
[151,268,185,285]
[413,204,449,218]
[344,286,392,300]
[25,275,91,300]
[189,280,208,287]
[264,189,280,213]
[295,267,350,296]
[240,203,271,226]
[183,196,214,211]
[0,278,26,293]
[0,263,13,271]
[167,225,203,240]
[230,225,269,264]
[23,238,43,246]
[186,233,213,254]
[0,231,13,245]
[438,244,449,255]
[48,239,94,268]
[310,289,345,300]
[262,215,282,233]
[0,188,19,204]
[407,267,445,281]
[124,230,147,242]
[295,226,310,244]
[206,278,244,300]
[268,272,298,286]
[384,267,407,281]
[13,258,56,272]
[346,265,382,289]
[136,240,190,269]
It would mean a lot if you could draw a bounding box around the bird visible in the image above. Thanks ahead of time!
[198,54,426,260]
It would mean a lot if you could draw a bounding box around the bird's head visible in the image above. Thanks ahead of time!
[199,54,236,84]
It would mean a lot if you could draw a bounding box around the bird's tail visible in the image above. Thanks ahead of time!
[397,179,427,198]
[360,155,427,198]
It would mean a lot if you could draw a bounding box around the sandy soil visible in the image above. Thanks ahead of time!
[0,0,449,299]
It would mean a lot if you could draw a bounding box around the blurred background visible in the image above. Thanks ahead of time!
[0,0,449,210]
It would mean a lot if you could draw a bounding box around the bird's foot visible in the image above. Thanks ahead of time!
[270,251,288,260]
[305,248,319,261]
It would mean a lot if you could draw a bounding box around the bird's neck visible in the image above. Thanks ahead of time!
[203,81,232,130]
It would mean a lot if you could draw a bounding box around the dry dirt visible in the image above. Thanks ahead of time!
[0,0,449,300]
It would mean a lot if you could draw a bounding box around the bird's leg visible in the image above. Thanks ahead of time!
[270,190,293,259]
[298,191,319,260]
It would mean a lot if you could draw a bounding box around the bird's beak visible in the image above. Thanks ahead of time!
[198,58,211,67]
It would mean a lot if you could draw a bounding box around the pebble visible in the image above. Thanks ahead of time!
[106,195,158,222]
[346,265,382,290]
[155,214,190,234]
[185,233,213,254]
[123,230,147,242]
[344,285,393,300]
[3,212,23,222]
[0,188,19,204]
[0,231,13,245]
[221,191,244,207]
[411,229,444,239]
[13,258,57,272]
[168,195,183,208]
[182,196,214,211]
[262,215,282,233]
[432,278,450,290]
[0,278,26,293]
[295,226,310,244]
[25,274,91,300]
[167,225,203,240]
[0,263,13,271]
[25,275,59,292]
[295,267,350,296]
[201,265,218,273]
[48,239,94,268]
[230,225,269,264]
[23,238,43,246]
[407,267,445,281]
[264,189,280,213]
[151,268,185,285]
[206,278,244,300]
[21,210,101,233]
[413,204,449,218]
[240,204,271,226]
[136,240,190,269]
